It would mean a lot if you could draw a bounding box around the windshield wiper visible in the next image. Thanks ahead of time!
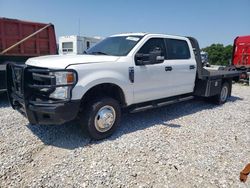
[90,51,108,55]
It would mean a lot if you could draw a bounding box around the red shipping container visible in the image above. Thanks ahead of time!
[232,35,250,69]
[0,17,57,57]
[0,17,57,92]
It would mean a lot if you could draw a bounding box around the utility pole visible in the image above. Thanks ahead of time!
[78,18,81,36]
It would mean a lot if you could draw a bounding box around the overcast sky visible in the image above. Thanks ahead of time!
[0,0,249,47]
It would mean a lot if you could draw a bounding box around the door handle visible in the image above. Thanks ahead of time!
[189,65,195,69]
[165,66,172,71]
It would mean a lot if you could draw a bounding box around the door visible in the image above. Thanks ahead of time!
[133,38,171,103]
[164,38,196,96]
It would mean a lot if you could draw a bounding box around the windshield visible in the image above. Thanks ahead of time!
[86,35,143,56]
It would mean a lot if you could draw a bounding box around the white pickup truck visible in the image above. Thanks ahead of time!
[7,33,240,139]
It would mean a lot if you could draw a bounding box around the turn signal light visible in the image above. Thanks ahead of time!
[67,72,75,84]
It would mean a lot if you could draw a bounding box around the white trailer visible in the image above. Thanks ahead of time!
[59,35,103,55]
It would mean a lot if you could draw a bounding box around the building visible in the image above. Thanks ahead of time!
[58,35,103,55]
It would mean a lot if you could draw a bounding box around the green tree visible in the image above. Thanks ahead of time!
[202,44,233,66]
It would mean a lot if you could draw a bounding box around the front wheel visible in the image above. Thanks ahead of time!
[79,97,121,140]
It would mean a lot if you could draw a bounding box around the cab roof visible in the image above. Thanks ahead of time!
[111,33,147,37]
[110,32,187,40]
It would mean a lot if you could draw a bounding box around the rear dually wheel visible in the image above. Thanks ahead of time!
[213,82,230,104]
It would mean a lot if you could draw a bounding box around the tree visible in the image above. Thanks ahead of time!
[202,44,233,66]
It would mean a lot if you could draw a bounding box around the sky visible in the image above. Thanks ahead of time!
[0,0,249,47]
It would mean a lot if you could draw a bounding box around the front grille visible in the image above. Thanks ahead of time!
[7,63,77,108]
[32,72,54,85]
[27,68,56,96]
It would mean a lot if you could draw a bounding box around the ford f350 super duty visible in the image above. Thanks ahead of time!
[7,33,241,139]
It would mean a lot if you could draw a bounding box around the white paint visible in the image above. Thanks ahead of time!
[26,33,197,106]
[126,37,140,41]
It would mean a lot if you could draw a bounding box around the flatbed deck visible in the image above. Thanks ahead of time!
[205,69,241,79]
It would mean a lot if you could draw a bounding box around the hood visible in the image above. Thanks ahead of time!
[26,54,120,69]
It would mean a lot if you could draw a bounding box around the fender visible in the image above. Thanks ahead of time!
[68,63,133,105]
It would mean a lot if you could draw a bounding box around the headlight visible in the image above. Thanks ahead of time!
[53,72,76,85]
[49,71,77,99]
[50,87,70,99]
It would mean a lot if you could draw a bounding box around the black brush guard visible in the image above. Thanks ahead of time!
[6,63,80,125]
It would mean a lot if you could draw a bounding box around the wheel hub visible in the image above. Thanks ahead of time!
[95,105,116,132]
[220,86,228,102]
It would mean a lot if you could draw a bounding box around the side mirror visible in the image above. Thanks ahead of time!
[135,53,147,65]
[149,48,165,64]
[135,48,164,65]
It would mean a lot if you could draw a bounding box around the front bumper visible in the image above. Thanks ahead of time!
[7,63,80,125]
[27,100,80,125]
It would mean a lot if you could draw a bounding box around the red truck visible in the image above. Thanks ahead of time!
[231,35,250,80]
[0,17,57,93]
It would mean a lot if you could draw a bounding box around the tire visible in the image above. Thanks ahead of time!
[212,82,230,105]
[80,97,121,140]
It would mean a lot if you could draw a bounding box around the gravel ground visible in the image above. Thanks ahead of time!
[0,84,249,188]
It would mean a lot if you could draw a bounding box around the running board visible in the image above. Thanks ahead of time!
[130,96,194,113]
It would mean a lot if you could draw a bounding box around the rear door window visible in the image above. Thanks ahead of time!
[165,39,190,59]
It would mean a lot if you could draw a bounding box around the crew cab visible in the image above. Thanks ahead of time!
[7,33,240,139]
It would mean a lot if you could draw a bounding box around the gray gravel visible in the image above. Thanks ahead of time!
[0,84,249,187]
